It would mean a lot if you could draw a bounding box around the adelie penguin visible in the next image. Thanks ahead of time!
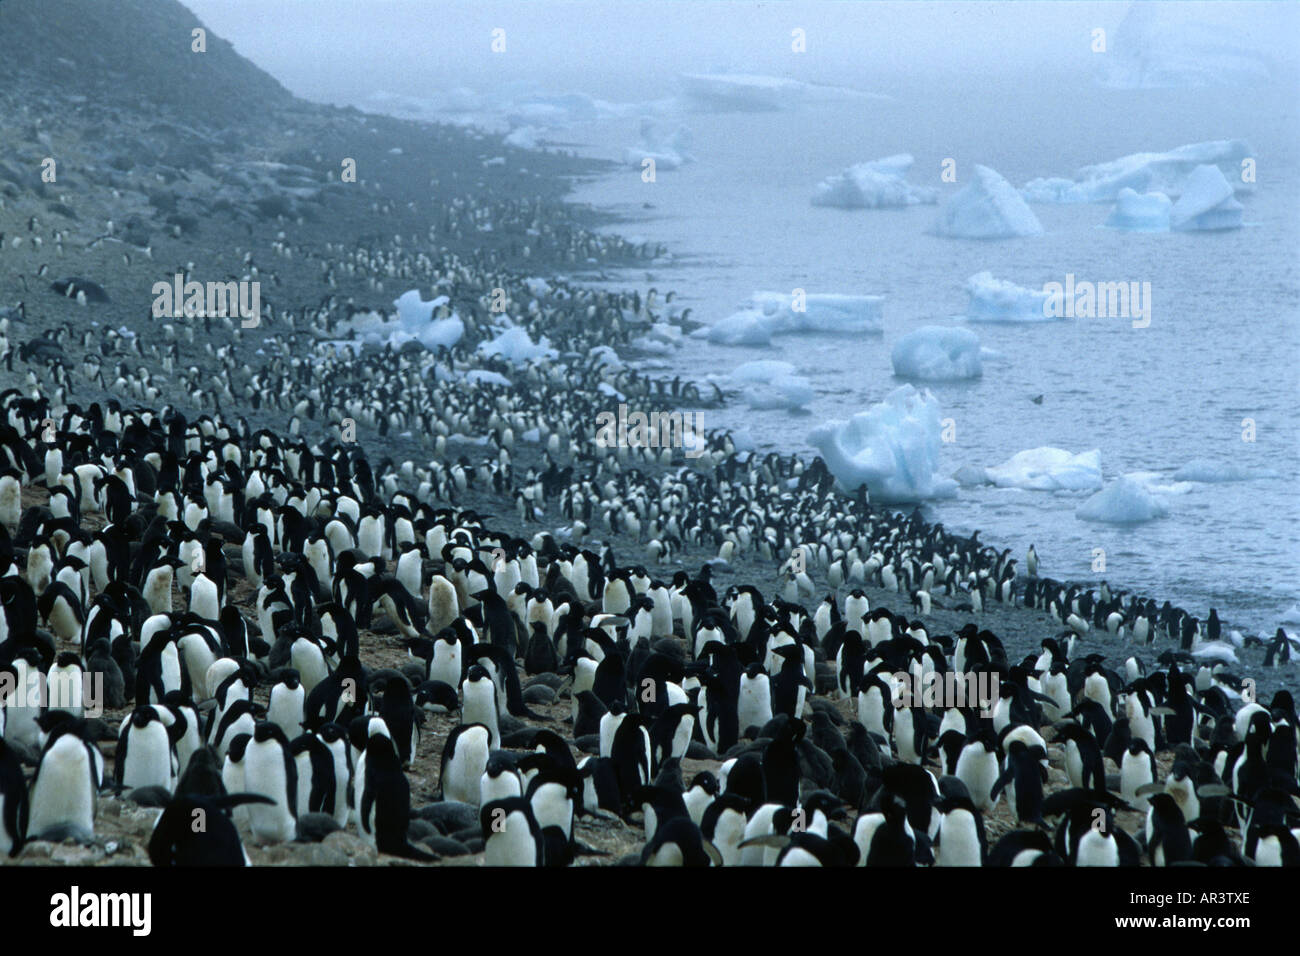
[360,732,435,861]
[149,793,275,866]
[242,722,298,845]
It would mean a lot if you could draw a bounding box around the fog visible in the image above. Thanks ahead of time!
[183,0,1298,108]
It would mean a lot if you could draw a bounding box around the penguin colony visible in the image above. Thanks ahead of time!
[0,385,1294,867]
[0,50,1294,867]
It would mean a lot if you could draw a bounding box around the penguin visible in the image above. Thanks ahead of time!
[268,670,306,742]
[481,797,543,866]
[27,719,104,840]
[377,673,420,766]
[1145,792,1192,866]
[148,793,275,866]
[440,723,493,806]
[481,752,523,806]
[241,722,298,844]
[461,664,501,749]
[1120,738,1157,810]
[0,738,28,856]
[360,732,435,861]
[115,706,178,794]
[737,663,773,735]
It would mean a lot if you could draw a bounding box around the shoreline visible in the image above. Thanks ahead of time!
[0,0,1292,868]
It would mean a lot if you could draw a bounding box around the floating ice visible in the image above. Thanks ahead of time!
[811,154,938,209]
[623,119,693,170]
[1170,164,1244,231]
[700,292,884,346]
[727,360,814,410]
[1105,188,1173,232]
[1098,3,1273,89]
[1021,140,1253,204]
[477,324,557,363]
[807,384,958,503]
[1076,476,1170,523]
[744,377,814,410]
[678,72,889,112]
[963,272,1055,323]
[890,326,982,381]
[932,165,1043,239]
[1172,460,1281,482]
[983,448,1103,492]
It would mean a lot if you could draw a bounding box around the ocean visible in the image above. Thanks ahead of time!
[550,78,1300,636]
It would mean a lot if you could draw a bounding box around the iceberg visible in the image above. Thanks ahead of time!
[811,154,938,209]
[700,292,884,346]
[932,165,1043,239]
[678,72,889,112]
[727,360,814,410]
[1022,140,1254,204]
[477,324,557,363]
[807,384,958,502]
[1076,476,1170,523]
[963,271,1055,323]
[504,126,541,150]
[1170,165,1244,231]
[1098,3,1274,89]
[623,119,693,170]
[339,290,464,351]
[890,326,982,381]
[1172,460,1280,482]
[744,377,814,410]
[1105,188,1172,231]
[984,448,1103,492]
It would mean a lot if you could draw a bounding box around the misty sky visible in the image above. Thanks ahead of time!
[184,1,1297,107]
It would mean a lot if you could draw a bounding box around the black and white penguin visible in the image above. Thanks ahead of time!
[148,793,275,866]
[242,722,298,845]
[360,732,434,861]
[27,719,104,840]
[115,706,178,794]
[0,738,28,856]
[481,796,543,866]
[440,722,493,805]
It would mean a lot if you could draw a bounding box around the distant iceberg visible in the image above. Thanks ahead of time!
[1170,165,1244,231]
[1105,188,1172,231]
[932,165,1043,239]
[963,272,1055,322]
[1076,476,1170,523]
[1173,460,1280,482]
[679,72,889,112]
[1021,139,1253,204]
[890,326,982,381]
[1098,2,1274,89]
[807,384,958,503]
[699,292,884,346]
[811,154,938,209]
[984,447,1103,492]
